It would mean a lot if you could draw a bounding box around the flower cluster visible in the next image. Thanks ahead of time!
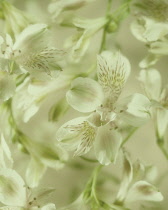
[0,0,167,209]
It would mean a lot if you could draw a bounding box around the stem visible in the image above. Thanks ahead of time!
[121,127,138,147]
[99,0,113,53]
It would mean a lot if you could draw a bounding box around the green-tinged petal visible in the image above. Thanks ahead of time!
[131,16,168,43]
[117,93,151,126]
[116,152,133,203]
[48,0,94,20]
[41,204,56,210]
[0,134,13,168]
[26,157,46,188]
[139,54,160,69]
[0,71,16,103]
[94,124,122,165]
[57,117,96,156]
[13,24,47,53]
[66,77,104,112]
[150,40,168,55]
[156,107,168,139]
[97,51,131,106]
[125,181,163,203]
[0,169,27,206]
[138,69,162,101]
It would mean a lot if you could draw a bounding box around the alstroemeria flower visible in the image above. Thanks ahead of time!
[131,16,168,55]
[133,0,168,22]
[66,51,151,125]
[0,168,56,210]
[65,16,108,62]
[56,51,150,164]
[115,152,163,207]
[0,24,65,77]
[48,0,95,20]
[138,69,168,139]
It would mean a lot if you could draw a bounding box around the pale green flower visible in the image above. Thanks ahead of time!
[138,69,168,139]
[0,168,56,210]
[0,1,33,38]
[65,16,108,62]
[57,51,150,164]
[133,0,168,22]
[66,51,150,125]
[115,152,163,207]
[0,24,65,77]
[131,16,168,55]
[48,0,95,20]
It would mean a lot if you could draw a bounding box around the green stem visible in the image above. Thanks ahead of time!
[121,127,138,147]
[99,0,113,53]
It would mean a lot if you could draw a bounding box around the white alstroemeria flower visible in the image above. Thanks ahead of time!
[57,51,151,164]
[65,16,108,62]
[138,69,168,139]
[0,168,56,210]
[66,51,151,125]
[1,1,34,38]
[0,24,65,77]
[48,0,95,20]
[131,16,168,55]
[57,116,122,165]
[115,153,163,207]
[0,71,16,103]
[133,0,168,22]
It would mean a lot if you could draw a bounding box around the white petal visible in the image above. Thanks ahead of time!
[0,72,16,102]
[0,169,27,206]
[13,24,47,52]
[116,152,133,202]
[125,181,163,203]
[139,54,160,69]
[41,204,56,210]
[138,69,162,101]
[57,117,96,156]
[97,51,131,105]
[156,108,168,139]
[117,93,151,126]
[0,134,13,168]
[150,40,168,55]
[94,124,122,165]
[66,77,104,112]
[26,157,46,188]
[0,207,23,210]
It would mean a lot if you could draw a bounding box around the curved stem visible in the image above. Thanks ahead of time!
[99,0,113,53]
[121,127,138,147]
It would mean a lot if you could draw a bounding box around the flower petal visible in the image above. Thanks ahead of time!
[57,117,96,156]
[117,93,151,126]
[41,204,56,210]
[0,169,27,206]
[156,107,168,139]
[0,134,13,168]
[26,157,46,188]
[125,181,163,203]
[66,77,104,112]
[97,51,131,105]
[0,72,16,103]
[94,124,122,165]
[138,69,162,101]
